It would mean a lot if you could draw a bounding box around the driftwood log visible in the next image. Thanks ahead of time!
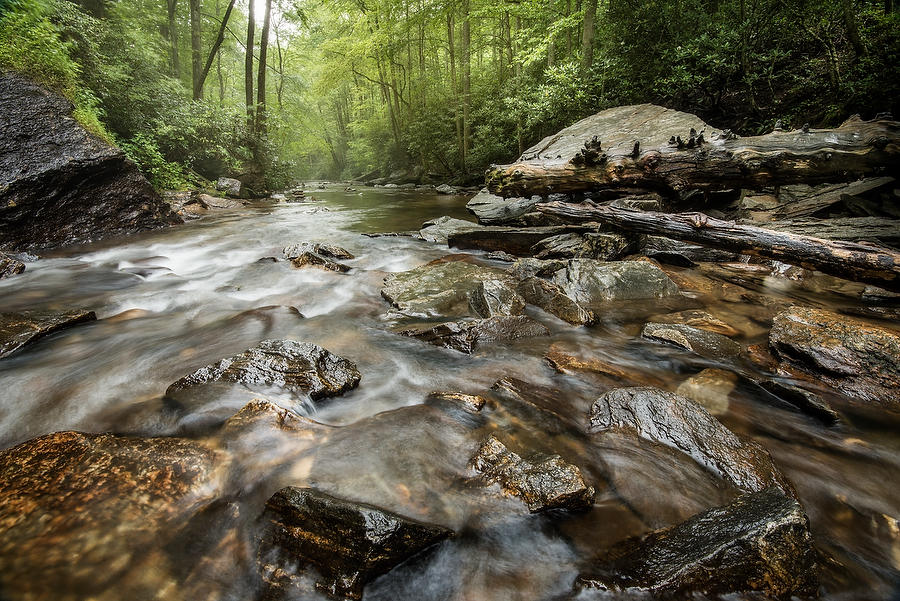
[537,202,900,292]
[486,105,899,198]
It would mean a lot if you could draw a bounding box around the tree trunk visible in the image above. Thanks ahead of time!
[167,0,180,76]
[447,12,463,172]
[245,0,255,128]
[462,0,471,167]
[841,0,866,57]
[536,203,900,291]
[256,0,272,135]
[581,0,597,74]
[194,0,236,100]
[190,0,202,99]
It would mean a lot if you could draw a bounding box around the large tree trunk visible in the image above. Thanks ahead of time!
[537,202,900,291]
[245,0,256,128]
[581,0,597,74]
[194,0,236,100]
[190,0,202,100]
[485,105,900,198]
[256,0,272,135]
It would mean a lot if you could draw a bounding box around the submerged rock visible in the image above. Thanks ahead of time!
[0,309,96,359]
[425,391,488,413]
[532,232,636,261]
[166,339,361,402]
[0,72,180,251]
[641,322,742,359]
[648,309,741,337]
[467,279,526,318]
[465,190,538,225]
[468,434,594,512]
[516,277,594,325]
[220,399,333,439]
[399,316,549,354]
[381,261,511,318]
[589,387,794,495]
[418,216,478,243]
[576,487,817,598]
[675,368,738,415]
[769,306,900,406]
[755,379,840,425]
[550,260,679,305]
[0,431,221,601]
[258,486,453,600]
[0,252,25,279]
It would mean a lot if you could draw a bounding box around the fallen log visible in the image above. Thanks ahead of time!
[486,104,899,198]
[758,176,895,220]
[537,202,900,292]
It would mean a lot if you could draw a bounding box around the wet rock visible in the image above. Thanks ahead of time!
[648,309,741,337]
[196,193,244,209]
[486,250,518,262]
[755,379,841,425]
[418,216,478,243]
[0,73,180,251]
[258,486,453,600]
[607,193,664,211]
[642,235,740,266]
[516,277,594,325]
[166,339,361,403]
[490,377,582,433]
[216,176,242,196]
[589,387,794,494]
[448,225,582,256]
[288,252,351,273]
[381,261,511,318]
[0,431,221,601]
[576,487,817,598]
[468,434,595,512]
[532,232,636,261]
[435,184,459,195]
[467,279,526,318]
[509,257,567,280]
[283,242,354,260]
[465,190,538,225]
[399,316,549,354]
[641,322,742,359]
[550,260,679,305]
[220,399,333,439]
[675,368,738,415]
[0,251,25,279]
[0,309,96,359]
[425,391,487,413]
[769,306,900,406]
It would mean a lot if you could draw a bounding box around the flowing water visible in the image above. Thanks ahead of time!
[0,185,897,600]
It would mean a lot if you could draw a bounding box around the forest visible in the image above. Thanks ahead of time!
[1,0,898,190]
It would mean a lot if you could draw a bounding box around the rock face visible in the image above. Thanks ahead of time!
[589,387,793,495]
[0,72,180,251]
[165,339,361,402]
[465,190,538,225]
[641,322,742,359]
[258,486,453,600]
[467,279,525,318]
[769,306,900,406]
[0,309,97,359]
[381,261,511,318]
[0,431,220,601]
[0,252,25,279]
[576,487,818,598]
[550,260,679,305]
[516,277,594,325]
[400,316,549,354]
[469,434,594,512]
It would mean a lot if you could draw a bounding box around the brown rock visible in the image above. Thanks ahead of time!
[0,309,96,359]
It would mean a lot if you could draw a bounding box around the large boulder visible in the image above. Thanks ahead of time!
[258,486,453,600]
[641,322,742,360]
[550,260,679,305]
[399,316,549,354]
[467,279,526,318]
[576,487,818,598]
[465,190,539,225]
[418,216,478,243]
[516,277,594,325]
[589,387,794,495]
[215,176,242,197]
[0,431,221,601]
[468,434,594,512]
[0,309,96,359]
[381,261,512,318]
[769,306,900,406]
[0,72,180,251]
[165,339,361,405]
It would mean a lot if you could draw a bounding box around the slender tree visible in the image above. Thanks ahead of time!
[190,0,202,99]
[166,0,180,76]
[245,0,256,127]
[194,0,237,99]
[257,0,273,134]
[581,0,597,74]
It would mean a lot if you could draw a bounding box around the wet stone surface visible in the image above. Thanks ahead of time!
[0,252,25,280]
[0,309,97,359]
[399,316,549,354]
[641,322,742,360]
[550,260,680,305]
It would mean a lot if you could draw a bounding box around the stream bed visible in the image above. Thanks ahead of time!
[0,185,897,601]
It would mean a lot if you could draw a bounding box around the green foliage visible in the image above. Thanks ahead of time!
[120,133,189,190]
